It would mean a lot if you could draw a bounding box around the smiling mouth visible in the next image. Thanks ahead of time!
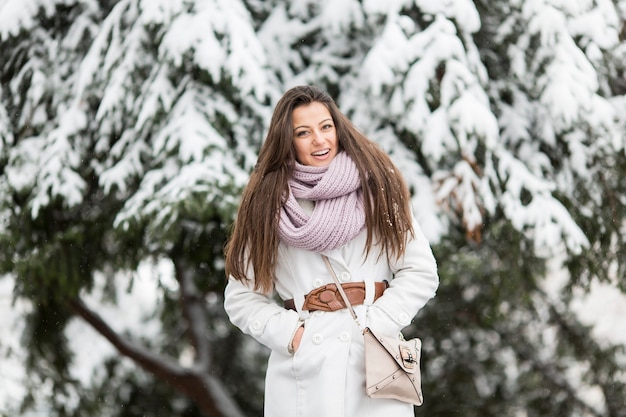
[312,149,330,156]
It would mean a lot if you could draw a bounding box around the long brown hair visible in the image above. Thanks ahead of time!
[225,85,414,293]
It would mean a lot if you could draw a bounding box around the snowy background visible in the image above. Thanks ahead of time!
[1,0,625,416]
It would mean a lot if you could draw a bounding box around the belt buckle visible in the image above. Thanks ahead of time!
[318,286,338,304]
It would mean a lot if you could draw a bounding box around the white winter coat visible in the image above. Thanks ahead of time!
[224,216,439,417]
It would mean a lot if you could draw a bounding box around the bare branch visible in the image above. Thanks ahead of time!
[69,297,246,417]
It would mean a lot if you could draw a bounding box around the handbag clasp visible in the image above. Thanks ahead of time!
[400,346,417,369]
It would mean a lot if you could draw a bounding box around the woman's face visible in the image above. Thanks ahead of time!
[292,102,338,167]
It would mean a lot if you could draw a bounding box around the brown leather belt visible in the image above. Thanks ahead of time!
[284,281,388,312]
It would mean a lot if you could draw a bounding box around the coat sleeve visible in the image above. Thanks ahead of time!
[224,276,302,355]
[366,216,439,336]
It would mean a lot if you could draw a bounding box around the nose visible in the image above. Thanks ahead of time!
[312,130,324,144]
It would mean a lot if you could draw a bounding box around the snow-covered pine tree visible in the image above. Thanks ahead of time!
[1,0,276,415]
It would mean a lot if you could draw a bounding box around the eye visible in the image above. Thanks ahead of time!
[321,123,333,130]
[295,130,309,138]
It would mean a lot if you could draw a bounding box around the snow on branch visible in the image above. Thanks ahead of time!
[509,0,621,135]
[0,0,66,40]
[496,151,589,255]
[112,84,247,237]
[30,138,86,217]
[415,0,481,33]
[159,0,272,100]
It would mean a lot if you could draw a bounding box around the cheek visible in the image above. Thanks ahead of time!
[294,141,307,160]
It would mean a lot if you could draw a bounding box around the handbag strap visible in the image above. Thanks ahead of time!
[322,255,364,331]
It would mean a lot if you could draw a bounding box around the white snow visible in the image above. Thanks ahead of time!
[416,0,481,33]
[0,0,52,39]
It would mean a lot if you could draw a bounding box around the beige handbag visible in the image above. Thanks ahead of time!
[322,256,424,406]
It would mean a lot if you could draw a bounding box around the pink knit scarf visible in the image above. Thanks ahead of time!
[278,152,365,252]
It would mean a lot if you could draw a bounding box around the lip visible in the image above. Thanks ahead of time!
[312,149,330,157]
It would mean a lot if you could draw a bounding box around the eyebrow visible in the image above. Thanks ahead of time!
[293,118,333,131]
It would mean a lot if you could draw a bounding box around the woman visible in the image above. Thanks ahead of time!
[224,85,438,417]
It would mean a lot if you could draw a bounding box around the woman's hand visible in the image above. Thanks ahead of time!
[291,325,305,352]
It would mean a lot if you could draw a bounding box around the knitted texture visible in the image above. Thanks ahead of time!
[278,152,365,252]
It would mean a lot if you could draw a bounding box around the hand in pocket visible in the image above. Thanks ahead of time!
[292,325,305,352]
